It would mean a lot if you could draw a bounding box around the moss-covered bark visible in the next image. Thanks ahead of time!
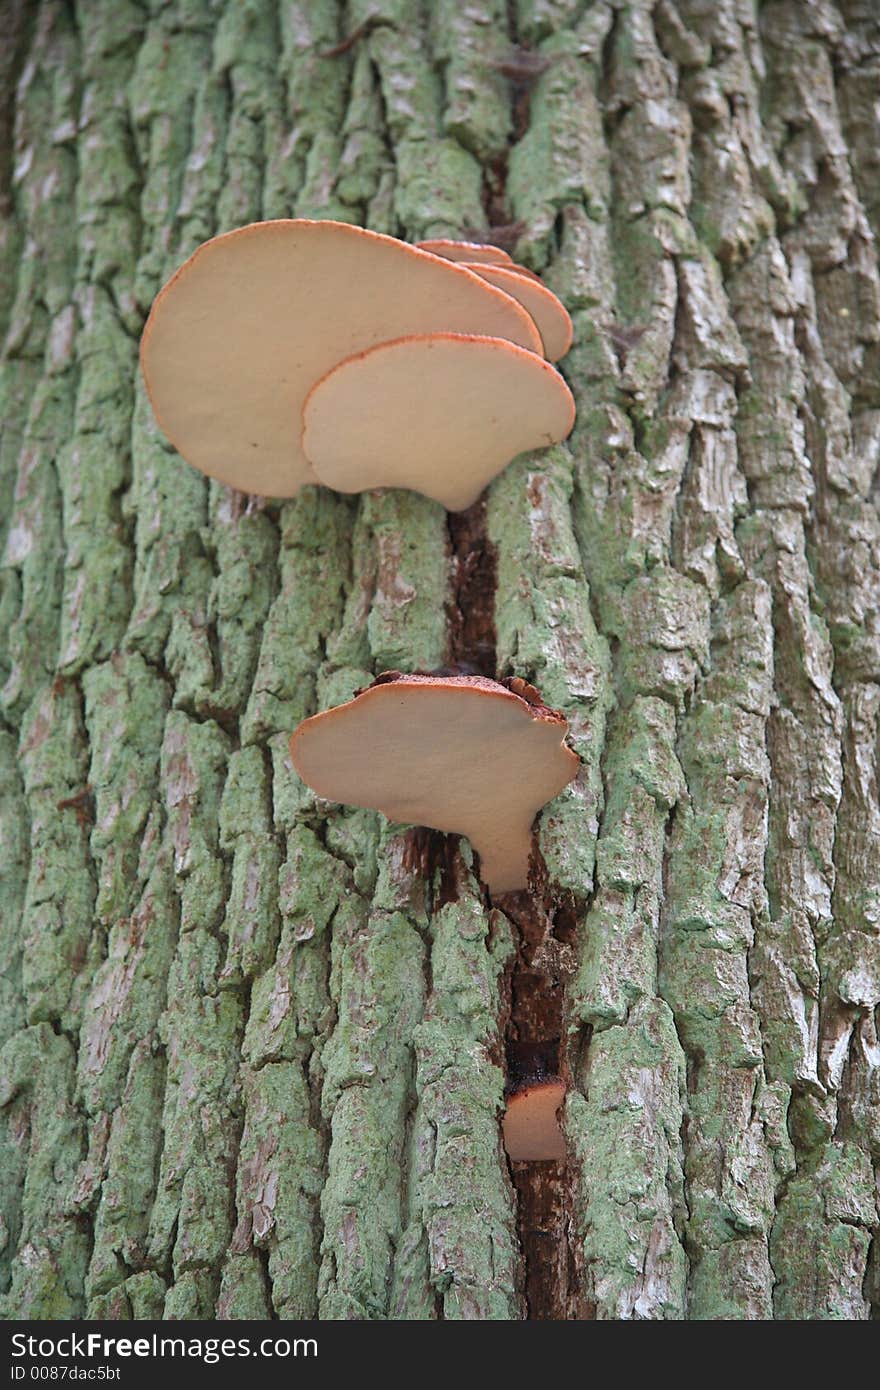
[1,0,878,1320]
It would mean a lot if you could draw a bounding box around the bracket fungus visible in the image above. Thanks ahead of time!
[301,333,575,513]
[140,219,543,497]
[457,263,573,363]
[502,1079,567,1161]
[288,672,580,895]
[491,263,543,283]
[416,238,514,266]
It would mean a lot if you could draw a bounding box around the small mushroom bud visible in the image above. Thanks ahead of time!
[502,1078,567,1162]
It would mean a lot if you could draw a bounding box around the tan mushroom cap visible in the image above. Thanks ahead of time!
[497,263,543,283]
[458,263,574,362]
[302,333,576,512]
[502,1080,567,1161]
[288,673,580,894]
[417,238,514,266]
[140,219,542,497]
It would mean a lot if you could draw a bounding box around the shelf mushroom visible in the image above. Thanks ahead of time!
[485,263,543,283]
[416,240,546,288]
[416,238,515,266]
[456,264,573,363]
[288,673,580,895]
[301,333,575,512]
[139,219,544,497]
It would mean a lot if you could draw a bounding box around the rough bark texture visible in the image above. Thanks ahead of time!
[1,0,879,1322]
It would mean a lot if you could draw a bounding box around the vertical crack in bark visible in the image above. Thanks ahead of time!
[442,481,583,1318]
[510,1161,576,1318]
[445,498,497,676]
[445,1,590,1317]
[441,450,580,1317]
[500,885,582,1319]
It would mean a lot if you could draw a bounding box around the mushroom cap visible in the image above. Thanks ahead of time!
[417,238,514,266]
[458,263,574,362]
[502,1079,567,1161]
[140,219,542,497]
[494,262,544,284]
[301,332,576,512]
[288,673,580,894]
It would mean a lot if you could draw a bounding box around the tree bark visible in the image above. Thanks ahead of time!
[1,0,879,1321]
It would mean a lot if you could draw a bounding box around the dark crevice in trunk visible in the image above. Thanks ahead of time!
[445,496,497,677]
[500,882,581,1319]
[442,485,581,1315]
[403,489,495,891]
[403,825,465,913]
[433,2,588,1318]
[0,0,36,219]
[481,151,513,234]
[510,1162,583,1319]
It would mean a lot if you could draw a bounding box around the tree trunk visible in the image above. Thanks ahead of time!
[1,0,878,1322]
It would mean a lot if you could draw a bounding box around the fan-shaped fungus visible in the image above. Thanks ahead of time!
[302,333,575,512]
[288,673,579,894]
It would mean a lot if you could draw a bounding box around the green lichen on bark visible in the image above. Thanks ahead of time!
[1,0,879,1322]
[397,889,519,1318]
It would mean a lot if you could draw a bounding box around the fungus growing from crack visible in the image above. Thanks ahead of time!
[457,263,573,362]
[417,238,514,266]
[502,1079,567,1161]
[139,219,542,497]
[301,333,576,512]
[288,672,580,894]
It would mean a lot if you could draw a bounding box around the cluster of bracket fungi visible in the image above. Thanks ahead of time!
[141,219,578,1164]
